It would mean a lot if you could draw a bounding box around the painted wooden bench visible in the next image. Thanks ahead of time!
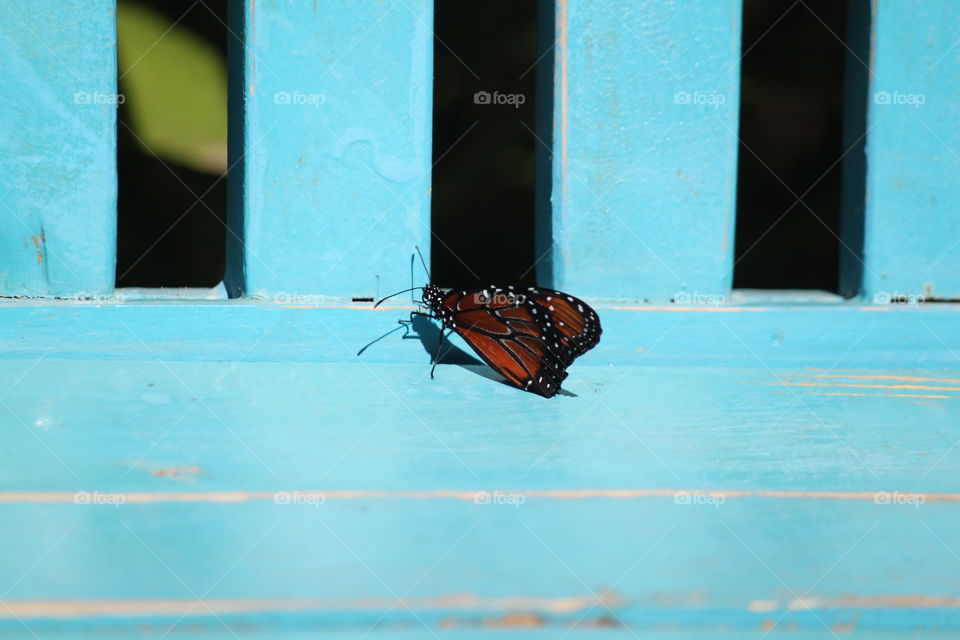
[2,1,959,637]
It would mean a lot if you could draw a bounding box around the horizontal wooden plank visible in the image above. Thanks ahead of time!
[2,357,960,492]
[1,303,959,494]
[2,302,958,635]
[3,629,944,640]
[2,301,960,367]
[1,499,959,633]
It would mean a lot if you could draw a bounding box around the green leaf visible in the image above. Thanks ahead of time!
[117,1,227,174]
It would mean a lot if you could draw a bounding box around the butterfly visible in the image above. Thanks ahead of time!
[376,283,601,398]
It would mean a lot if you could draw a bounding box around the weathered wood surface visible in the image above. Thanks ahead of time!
[861,0,960,301]
[540,0,742,300]
[2,302,959,636]
[0,1,117,296]
[226,0,433,299]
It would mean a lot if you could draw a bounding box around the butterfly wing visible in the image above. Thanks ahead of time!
[436,288,568,397]
[526,288,602,359]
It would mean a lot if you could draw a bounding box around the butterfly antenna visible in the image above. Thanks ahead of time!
[409,252,416,302]
[414,245,431,282]
[374,286,424,309]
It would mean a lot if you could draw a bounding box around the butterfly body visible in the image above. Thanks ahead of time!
[422,284,601,398]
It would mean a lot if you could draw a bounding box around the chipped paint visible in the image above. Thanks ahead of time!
[748,600,778,612]
[749,381,960,392]
[612,306,768,312]
[0,593,622,619]
[4,593,959,621]
[787,373,960,384]
[807,391,952,399]
[151,465,203,478]
[249,0,255,95]
[31,233,45,265]
[791,595,960,609]
[483,612,545,628]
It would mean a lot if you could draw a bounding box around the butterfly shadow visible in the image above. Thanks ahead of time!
[408,315,518,388]
[408,315,576,397]
[358,315,576,396]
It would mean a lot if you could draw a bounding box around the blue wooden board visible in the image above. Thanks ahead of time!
[541,0,741,300]
[0,1,117,297]
[863,0,960,301]
[5,630,948,640]
[226,0,433,300]
[2,500,959,633]
[1,302,959,635]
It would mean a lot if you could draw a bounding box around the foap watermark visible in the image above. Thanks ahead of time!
[674,90,726,108]
[874,491,925,508]
[873,90,925,108]
[872,291,926,305]
[473,491,526,508]
[74,91,125,106]
[70,292,127,304]
[270,292,327,305]
[472,290,526,306]
[274,91,326,108]
[673,291,726,306]
[274,491,326,507]
[74,491,126,507]
[474,90,526,109]
[674,491,726,508]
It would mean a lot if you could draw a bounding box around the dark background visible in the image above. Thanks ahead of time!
[116,0,228,287]
[118,0,853,294]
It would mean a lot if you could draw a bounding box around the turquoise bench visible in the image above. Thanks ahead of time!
[2,1,960,637]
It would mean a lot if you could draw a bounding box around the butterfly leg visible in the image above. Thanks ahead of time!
[400,311,436,332]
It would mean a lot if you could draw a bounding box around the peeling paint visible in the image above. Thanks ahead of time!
[31,233,45,265]
[611,306,768,312]
[483,612,545,628]
[788,372,960,384]
[151,465,203,478]
[0,593,622,619]
[748,599,778,612]
[807,391,951,399]
[749,381,960,392]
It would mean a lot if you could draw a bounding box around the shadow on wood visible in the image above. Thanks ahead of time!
[410,314,576,397]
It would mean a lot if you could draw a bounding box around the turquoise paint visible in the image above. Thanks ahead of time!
[0,633,908,640]
[1,304,960,489]
[543,0,741,300]
[2,303,960,634]
[864,0,960,301]
[2,501,959,632]
[1,1,960,635]
[226,1,433,299]
[2,302,960,369]
[0,1,117,296]
[0,633,940,640]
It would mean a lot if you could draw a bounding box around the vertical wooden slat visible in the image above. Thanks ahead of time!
[227,1,433,300]
[0,1,117,297]
[862,0,960,302]
[539,0,742,301]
